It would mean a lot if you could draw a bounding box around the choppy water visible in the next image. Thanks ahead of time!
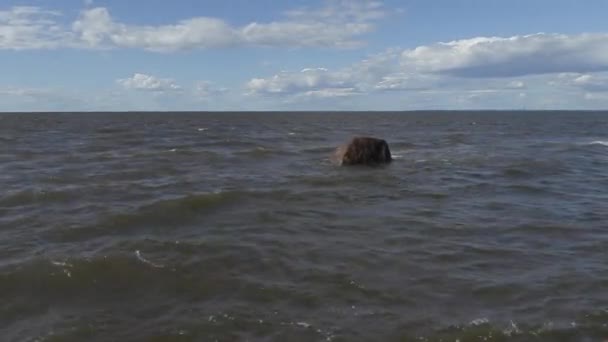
[1,111,607,341]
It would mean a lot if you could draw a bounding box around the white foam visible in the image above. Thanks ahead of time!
[296,322,311,328]
[503,320,521,336]
[135,250,164,268]
[51,260,72,277]
[51,260,69,267]
[469,318,489,326]
[589,140,608,146]
[286,321,334,341]
[391,149,411,158]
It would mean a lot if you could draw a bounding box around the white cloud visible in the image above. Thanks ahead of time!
[117,73,182,92]
[296,87,360,99]
[284,0,385,23]
[572,74,608,92]
[374,73,436,91]
[506,80,526,89]
[401,33,608,78]
[246,49,401,98]
[548,72,608,92]
[246,68,352,95]
[1,1,385,51]
[241,0,385,49]
[71,7,114,47]
[73,8,239,51]
[0,6,72,50]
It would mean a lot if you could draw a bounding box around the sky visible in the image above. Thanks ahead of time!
[1,0,608,111]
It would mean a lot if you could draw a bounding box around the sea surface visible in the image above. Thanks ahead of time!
[1,111,607,341]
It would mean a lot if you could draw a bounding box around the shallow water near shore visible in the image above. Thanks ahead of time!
[1,111,607,341]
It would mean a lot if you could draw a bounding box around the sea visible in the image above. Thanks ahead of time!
[1,111,607,341]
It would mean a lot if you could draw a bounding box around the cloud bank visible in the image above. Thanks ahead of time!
[2,1,385,51]
[400,33,608,77]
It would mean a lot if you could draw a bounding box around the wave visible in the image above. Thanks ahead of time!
[402,313,608,341]
[389,147,418,160]
[233,146,295,158]
[520,138,608,153]
[118,190,246,216]
[0,189,74,207]
[45,190,287,242]
[501,158,566,178]
[200,139,255,148]
[1,252,607,341]
[301,146,336,154]
[135,250,165,268]
[95,127,129,134]
[81,191,241,233]
[11,300,607,342]
[0,255,171,299]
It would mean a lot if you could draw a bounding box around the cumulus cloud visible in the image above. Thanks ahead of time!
[401,33,608,78]
[246,66,376,99]
[246,49,401,98]
[73,8,239,51]
[117,73,181,92]
[1,1,386,51]
[247,68,351,95]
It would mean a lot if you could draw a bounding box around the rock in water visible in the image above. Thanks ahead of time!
[334,137,392,166]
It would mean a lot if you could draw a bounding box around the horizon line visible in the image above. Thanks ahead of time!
[1,109,608,114]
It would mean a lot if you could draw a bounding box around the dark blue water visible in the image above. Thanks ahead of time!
[1,111,607,341]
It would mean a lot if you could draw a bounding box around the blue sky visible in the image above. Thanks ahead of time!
[1,0,608,111]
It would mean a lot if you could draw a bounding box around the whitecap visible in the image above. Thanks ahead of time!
[503,320,521,336]
[469,318,489,326]
[588,140,608,146]
[51,260,73,277]
[296,322,311,328]
[135,250,164,268]
[51,260,69,267]
[391,149,413,160]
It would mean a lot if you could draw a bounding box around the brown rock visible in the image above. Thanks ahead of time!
[334,137,392,166]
